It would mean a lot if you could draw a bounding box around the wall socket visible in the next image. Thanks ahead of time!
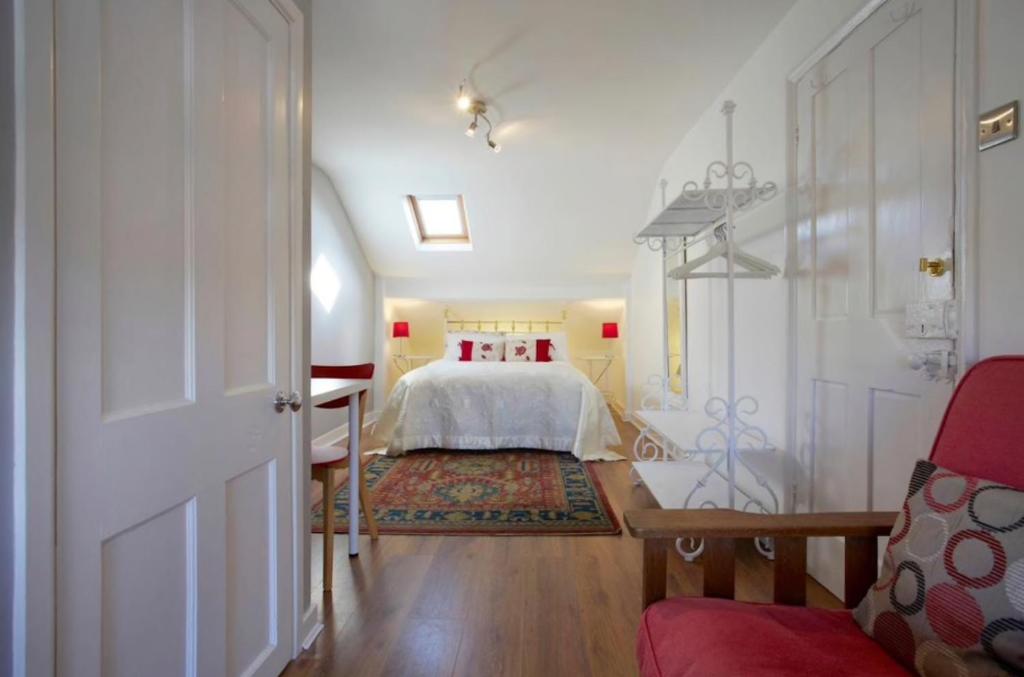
[979,101,1018,151]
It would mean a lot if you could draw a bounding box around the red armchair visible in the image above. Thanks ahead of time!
[624,356,1024,676]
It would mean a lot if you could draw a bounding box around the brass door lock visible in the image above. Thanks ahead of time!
[918,258,947,278]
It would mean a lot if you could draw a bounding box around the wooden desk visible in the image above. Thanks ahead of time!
[310,377,372,556]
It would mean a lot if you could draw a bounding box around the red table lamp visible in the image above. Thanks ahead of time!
[392,321,410,355]
[602,322,619,359]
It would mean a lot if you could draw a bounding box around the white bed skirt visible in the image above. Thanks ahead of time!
[373,361,624,461]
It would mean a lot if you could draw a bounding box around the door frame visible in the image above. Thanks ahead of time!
[783,0,980,478]
[10,1,312,674]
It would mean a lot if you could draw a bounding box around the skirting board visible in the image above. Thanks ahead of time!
[311,410,381,448]
[301,618,324,652]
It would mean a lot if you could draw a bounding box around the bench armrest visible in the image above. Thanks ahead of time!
[626,509,898,610]
[624,508,898,539]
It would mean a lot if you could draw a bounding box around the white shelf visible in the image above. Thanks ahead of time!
[633,408,780,455]
[632,407,789,513]
[633,454,787,512]
[635,186,777,242]
[634,460,727,509]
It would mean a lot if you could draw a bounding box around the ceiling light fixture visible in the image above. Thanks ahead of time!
[456,84,472,112]
[455,80,502,154]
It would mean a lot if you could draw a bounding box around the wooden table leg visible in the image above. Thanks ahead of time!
[322,467,335,591]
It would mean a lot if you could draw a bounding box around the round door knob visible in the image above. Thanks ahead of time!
[273,391,302,413]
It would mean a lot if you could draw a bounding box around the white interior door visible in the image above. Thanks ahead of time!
[795,0,956,597]
[56,1,301,675]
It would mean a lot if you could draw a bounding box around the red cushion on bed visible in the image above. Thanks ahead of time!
[536,338,553,362]
[458,339,473,361]
[637,597,907,677]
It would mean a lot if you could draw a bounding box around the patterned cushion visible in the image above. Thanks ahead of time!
[504,339,536,362]
[458,339,504,362]
[854,460,1024,674]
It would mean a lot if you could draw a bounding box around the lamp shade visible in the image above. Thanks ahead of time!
[392,321,410,338]
[602,322,619,339]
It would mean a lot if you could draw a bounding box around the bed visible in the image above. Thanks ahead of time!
[373,332,623,461]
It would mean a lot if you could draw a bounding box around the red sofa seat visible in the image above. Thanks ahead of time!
[638,597,908,677]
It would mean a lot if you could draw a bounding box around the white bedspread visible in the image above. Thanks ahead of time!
[373,361,624,461]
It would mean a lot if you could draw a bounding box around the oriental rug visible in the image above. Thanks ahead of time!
[312,450,620,536]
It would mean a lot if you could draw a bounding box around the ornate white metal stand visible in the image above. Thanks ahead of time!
[632,101,781,562]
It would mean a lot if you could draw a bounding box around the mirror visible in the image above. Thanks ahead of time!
[664,249,686,396]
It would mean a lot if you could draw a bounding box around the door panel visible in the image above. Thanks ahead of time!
[812,69,851,322]
[56,1,301,675]
[869,388,924,511]
[807,379,854,596]
[872,11,925,316]
[226,461,276,677]
[101,499,195,677]
[796,0,955,599]
[224,0,273,393]
[99,0,191,418]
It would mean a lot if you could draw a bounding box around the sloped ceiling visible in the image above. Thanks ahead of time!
[312,0,795,286]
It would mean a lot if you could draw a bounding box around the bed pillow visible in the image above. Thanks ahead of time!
[853,459,1024,674]
[504,339,536,362]
[458,339,504,362]
[443,332,504,360]
[503,338,554,362]
[535,338,554,362]
[505,332,568,362]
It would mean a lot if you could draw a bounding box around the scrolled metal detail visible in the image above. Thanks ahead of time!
[676,537,704,562]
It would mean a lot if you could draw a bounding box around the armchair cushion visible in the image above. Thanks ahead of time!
[638,597,907,677]
[854,460,1024,674]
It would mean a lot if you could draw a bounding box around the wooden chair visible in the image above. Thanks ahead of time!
[312,363,379,591]
[625,355,1024,676]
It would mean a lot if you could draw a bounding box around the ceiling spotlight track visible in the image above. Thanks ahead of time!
[456,81,502,153]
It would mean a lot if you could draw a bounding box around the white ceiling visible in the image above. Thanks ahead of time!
[312,0,796,286]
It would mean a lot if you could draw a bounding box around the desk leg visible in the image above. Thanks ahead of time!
[348,392,361,557]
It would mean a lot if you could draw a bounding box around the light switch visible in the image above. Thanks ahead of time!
[905,300,958,339]
[979,101,1018,151]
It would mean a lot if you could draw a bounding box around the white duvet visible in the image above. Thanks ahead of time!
[373,361,624,461]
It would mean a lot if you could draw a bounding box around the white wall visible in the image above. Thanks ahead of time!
[627,0,865,448]
[627,248,665,413]
[978,0,1024,359]
[310,166,376,440]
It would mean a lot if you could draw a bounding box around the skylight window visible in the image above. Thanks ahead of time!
[404,195,472,250]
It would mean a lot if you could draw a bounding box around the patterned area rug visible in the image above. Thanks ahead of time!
[312,451,620,536]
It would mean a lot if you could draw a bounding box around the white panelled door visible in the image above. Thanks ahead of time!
[795,0,956,597]
[56,1,301,675]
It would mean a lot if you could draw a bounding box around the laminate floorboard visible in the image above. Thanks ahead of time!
[284,411,840,677]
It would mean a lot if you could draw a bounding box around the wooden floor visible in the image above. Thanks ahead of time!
[284,412,839,677]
